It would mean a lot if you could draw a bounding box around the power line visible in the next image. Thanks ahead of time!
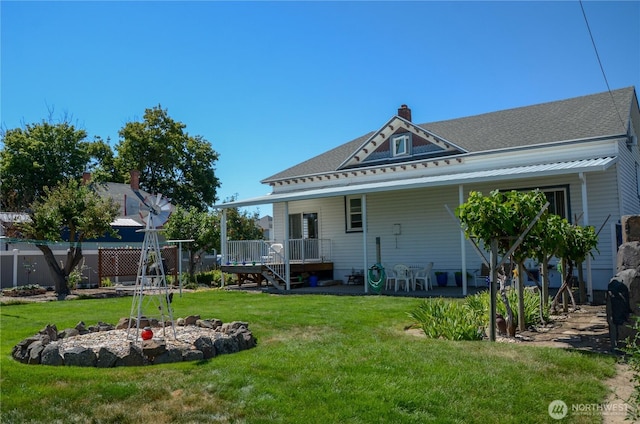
[578,0,628,133]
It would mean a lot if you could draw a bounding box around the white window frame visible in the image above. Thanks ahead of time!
[345,195,363,232]
[392,134,410,157]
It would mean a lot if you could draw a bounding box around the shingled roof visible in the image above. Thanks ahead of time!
[263,87,636,183]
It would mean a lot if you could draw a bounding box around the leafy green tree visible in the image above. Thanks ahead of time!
[163,206,219,279]
[456,189,548,337]
[85,136,117,183]
[549,223,599,312]
[18,179,120,298]
[0,121,94,210]
[163,203,264,280]
[115,105,220,211]
[224,206,264,242]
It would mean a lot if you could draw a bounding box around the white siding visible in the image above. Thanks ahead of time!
[271,166,625,290]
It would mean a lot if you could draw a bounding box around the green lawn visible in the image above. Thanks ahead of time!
[0,290,616,423]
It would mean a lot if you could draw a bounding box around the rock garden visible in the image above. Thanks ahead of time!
[12,314,257,367]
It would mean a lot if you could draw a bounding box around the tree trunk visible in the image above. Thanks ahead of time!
[36,243,83,300]
[550,260,577,313]
[36,244,68,299]
[188,250,197,281]
[517,262,526,332]
[542,258,550,309]
[498,268,516,337]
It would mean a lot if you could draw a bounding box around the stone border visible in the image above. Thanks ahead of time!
[12,316,257,367]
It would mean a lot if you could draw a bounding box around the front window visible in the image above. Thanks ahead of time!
[542,187,569,219]
[346,196,363,232]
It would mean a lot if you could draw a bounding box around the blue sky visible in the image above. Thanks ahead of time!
[2,1,639,217]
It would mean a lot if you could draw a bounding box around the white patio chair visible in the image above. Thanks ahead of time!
[393,264,412,292]
[384,264,396,291]
[413,262,434,291]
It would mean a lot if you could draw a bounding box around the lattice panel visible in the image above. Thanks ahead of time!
[98,246,177,284]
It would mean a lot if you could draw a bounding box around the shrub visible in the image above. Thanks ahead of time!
[408,298,483,340]
[466,289,549,330]
[409,289,549,341]
[196,271,215,286]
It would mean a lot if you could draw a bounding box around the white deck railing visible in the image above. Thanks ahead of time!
[224,239,331,265]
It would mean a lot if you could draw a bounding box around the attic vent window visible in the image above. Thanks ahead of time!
[392,134,411,157]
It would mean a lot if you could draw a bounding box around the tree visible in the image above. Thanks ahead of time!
[163,206,219,279]
[115,105,221,211]
[456,189,549,338]
[0,121,93,210]
[549,223,599,312]
[18,179,120,298]
[224,206,264,242]
[163,203,264,280]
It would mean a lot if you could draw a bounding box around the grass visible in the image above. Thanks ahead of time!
[1,289,616,423]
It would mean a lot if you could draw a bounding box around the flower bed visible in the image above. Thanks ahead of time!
[2,285,47,297]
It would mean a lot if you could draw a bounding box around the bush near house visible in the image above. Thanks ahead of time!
[409,289,549,340]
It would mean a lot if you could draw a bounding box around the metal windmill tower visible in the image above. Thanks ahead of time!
[127,193,176,341]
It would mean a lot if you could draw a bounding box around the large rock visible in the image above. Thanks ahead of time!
[39,324,58,342]
[41,343,64,366]
[616,241,640,272]
[182,349,204,361]
[214,335,239,355]
[154,348,183,364]
[115,343,146,367]
[27,340,45,364]
[194,336,215,359]
[12,336,41,363]
[233,328,258,351]
[96,347,118,368]
[142,340,167,359]
[609,240,640,346]
[64,347,97,367]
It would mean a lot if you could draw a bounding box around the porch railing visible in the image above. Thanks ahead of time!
[224,239,331,265]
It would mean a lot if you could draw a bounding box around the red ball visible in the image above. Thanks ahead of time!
[141,328,153,340]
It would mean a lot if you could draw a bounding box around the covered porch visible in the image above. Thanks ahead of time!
[220,238,335,290]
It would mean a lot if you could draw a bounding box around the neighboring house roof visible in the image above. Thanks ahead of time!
[94,182,152,226]
[263,87,635,183]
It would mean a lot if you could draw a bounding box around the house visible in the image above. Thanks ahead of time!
[256,215,273,241]
[215,87,640,300]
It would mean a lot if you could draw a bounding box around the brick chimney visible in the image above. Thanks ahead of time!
[398,104,412,122]
[82,172,91,185]
[130,170,140,190]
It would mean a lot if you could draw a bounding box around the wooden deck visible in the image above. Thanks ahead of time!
[220,262,334,287]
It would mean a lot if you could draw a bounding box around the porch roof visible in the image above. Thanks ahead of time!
[215,156,617,209]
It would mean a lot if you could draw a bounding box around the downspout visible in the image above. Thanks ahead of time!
[579,172,593,302]
[221,209,227,287]
[284,201,290,290]
[362,194,368,294]
[459,185,467,296]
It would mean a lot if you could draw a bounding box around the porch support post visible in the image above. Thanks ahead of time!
[459,185,467,296]
[579,172,593,302]
[362,194,368,294]
[12,248,19,288]
[284,201,291,290]
[221,209,227,287]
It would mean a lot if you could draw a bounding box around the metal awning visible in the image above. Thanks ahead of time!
[215,156,617,209]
